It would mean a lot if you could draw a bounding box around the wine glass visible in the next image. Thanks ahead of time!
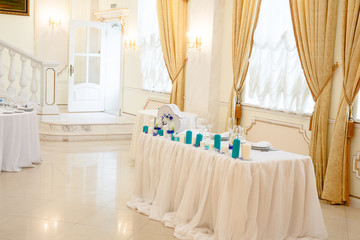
[197,117,207,135]
[207,114,214,134]
[228,118,235,133]
[228,118,236,145]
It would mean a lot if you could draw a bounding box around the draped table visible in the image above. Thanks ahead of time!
[128,133,327,240]
[0,110,41,172]
[130,109,197,159]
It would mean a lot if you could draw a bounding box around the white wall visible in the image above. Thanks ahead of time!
[0,0,35,96]
[0,0,35,54]
[36,0,69,104]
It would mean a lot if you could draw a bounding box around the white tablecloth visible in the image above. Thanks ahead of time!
[0,111,41,172]
[130,109,197,159]
[128,133,327,240]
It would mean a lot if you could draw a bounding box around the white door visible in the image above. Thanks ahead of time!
[68,20,106,112]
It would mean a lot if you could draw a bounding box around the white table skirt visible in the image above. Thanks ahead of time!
[128,133,327,240]
[0,111,41,172]
[130,109,197,159]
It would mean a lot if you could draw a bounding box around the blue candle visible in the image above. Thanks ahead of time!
[186,130,192,144]
[158,129,164,136]
[195,134,203,147]
[232,139,240,158]
[142,125,149,133]
[214,134,221,150]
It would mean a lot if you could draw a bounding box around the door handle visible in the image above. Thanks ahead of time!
[70,65,74,77]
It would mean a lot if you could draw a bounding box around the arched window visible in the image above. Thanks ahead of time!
[138,0,171,93]
[244,0,314,114]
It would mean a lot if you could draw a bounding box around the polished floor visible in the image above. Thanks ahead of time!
[0,140,358,240]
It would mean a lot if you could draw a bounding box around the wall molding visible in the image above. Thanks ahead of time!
[124,86,170,96]
[219,100,360,129]
[245,117,311,145]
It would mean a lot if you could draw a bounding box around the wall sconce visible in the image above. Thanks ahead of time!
[187,34,202,51]
[49,18,61,29]
[124,37,136,51]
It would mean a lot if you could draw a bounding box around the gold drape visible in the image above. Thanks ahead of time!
[289,0,338,196]
[323,0,360,204]
[226,0,262,123]
[157,0,188,111]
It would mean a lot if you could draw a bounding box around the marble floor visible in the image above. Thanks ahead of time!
[0,140,359,240]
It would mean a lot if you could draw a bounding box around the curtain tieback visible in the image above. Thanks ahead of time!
[314,62,339,102]
[309,112,313,131]
[166,58,188,84]
[342,82,353,107]
[309,63,339,131]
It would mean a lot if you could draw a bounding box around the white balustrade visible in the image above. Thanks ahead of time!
[0,39,60,114]
[30,62,38,104]
[19,56,28,98]
[7,50,16,94]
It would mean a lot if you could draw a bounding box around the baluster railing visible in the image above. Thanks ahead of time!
[0,39,59,114]
[7,50,16,94]
[30,62,38,104]
[19,56,28,98]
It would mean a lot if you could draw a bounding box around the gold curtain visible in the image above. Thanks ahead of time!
[227,0,262,124]
[289,0,338,196]
[322,0,360,204]
[157,0,188,111]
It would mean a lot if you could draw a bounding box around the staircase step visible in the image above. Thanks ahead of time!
[39,113,135,142]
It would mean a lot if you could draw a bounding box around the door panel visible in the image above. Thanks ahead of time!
[74,56,86,84]
[68,20,106,112]
[88,57,101,84]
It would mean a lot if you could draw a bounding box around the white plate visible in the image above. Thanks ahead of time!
[209,133,229,141]
[18,107,33,111]
[15,110,24,113]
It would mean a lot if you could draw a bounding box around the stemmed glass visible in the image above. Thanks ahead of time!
[197,117,208,135]
[207,114,214,134]
[228,118,235,145]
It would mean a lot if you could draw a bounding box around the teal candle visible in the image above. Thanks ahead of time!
[171,134,175,141]
[158,129,164,136]
[142,125,149,133]
[214,134,221,150]
[232,139,241,158]
[195,134,203,147]
[186,130,192,144]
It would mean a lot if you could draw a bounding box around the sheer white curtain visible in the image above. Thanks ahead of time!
[244,0,314,114]
[138,0,171,93]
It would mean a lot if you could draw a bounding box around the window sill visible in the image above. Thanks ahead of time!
[241,102,312,118]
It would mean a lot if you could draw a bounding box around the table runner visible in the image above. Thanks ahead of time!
[128,133,327,240]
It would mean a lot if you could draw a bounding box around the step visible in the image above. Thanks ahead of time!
[39,113,135,142]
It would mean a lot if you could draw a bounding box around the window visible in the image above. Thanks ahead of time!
[138,0,172,93]
[353,95,360,119]
[244,0,314,114]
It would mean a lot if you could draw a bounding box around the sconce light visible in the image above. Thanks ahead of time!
[187,33,202,51]
[124,37,136,51]
[49,18,61,29]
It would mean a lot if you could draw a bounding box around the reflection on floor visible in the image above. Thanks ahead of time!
[0,140,358,240]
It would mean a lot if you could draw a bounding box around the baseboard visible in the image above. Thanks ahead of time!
[350,195,360,208]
